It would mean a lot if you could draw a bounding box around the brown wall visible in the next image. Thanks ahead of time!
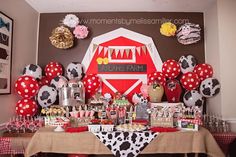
[38,12,204,68]
[0,0,39,124]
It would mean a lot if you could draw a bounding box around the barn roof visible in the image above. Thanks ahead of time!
[82,27,163,72]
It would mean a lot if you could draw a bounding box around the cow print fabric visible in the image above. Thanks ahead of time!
[94,131,158,157]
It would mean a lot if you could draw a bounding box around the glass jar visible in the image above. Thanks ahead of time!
[148,82,164,103]
[59,81,85,106]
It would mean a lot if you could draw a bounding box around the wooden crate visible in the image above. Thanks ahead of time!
[151,117,174,128]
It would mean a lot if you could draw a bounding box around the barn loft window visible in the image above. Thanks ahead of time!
[108,46,136,63]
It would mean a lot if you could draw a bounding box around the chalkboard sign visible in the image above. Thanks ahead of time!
[98,64,147,72]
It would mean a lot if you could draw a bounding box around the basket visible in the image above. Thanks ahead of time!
[88,125,101,132]
[101,125,114,132]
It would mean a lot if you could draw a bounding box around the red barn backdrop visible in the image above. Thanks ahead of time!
[82,28,163,99]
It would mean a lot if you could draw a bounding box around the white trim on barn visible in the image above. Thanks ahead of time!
[98,74,147,95]
[82,27,163,72]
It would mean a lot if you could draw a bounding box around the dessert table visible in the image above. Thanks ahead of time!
[24,127,225,157]
[212,132,236,155]
[0,132,33,155]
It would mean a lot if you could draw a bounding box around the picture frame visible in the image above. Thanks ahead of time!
[0,12,13,94]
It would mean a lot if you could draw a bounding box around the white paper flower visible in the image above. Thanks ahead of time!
[63,14,79,28]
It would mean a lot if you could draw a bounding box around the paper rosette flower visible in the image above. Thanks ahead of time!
[73,25,89,39]
[49,26,74,49]
[63,14,79,28]
[160,22,177,37]
[176,23,201,45]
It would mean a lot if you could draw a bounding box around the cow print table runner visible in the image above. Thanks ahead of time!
[94,131,159,157]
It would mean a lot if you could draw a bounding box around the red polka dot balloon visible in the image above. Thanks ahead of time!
[180,72,200,91]
[15,76,39,98]
[162,59,181,79]
[193,63,213,81]
[148,71,166,86]
[38,76,51,87]
[44,62,63,80]
[83,74,101,95]
[15,98,38,117]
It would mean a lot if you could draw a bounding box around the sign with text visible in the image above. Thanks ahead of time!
[98,64,147,72]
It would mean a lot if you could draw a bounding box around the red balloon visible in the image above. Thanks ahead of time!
[15,76,39,98]
[180,72,200,90]
[44,62,63,79]
[15,98,38,117]
[193,63,213,81]
[83,74,101,95]
[38,76,51,87]
[162,59,180,79]
[148,71,166,86]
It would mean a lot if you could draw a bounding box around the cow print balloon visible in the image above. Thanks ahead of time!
[37,85,57,107]
[50,75,68,90]
[200,77,220,98]
[178,55,197,74]
[183,90,204,107]
[66,62,84,80]
[23,64,42,80]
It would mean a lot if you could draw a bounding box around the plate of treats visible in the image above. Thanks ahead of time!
[116,123,146,132]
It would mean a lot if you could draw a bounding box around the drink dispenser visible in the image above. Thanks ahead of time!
[59,81,85,106]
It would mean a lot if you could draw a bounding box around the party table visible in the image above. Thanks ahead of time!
[24,127,224,157]
[212,132,236,155]
[0,132,33,155]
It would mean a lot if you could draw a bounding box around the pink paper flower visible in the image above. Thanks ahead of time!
[73,25,89,39]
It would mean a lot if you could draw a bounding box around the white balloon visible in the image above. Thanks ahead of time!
[37,85,57,107]
[66,62,84,80]
[200,77,220,98]
[23,64,42,80]
[183,90,204,107]
[50,75,68,90]
[178,55,197,74]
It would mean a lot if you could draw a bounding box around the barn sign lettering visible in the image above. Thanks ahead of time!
[98,64,147,72]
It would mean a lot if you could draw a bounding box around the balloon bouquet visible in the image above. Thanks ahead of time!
[146,55,220,111]
[15,62,101,117]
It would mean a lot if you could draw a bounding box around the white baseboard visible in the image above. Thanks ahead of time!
[0,123,6,130]
[223,118,236,123]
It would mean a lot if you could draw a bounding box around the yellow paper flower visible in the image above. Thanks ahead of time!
[160,22,177,37]
[103,58,109,64]
[96,57,103,64]
[41,108,46,114]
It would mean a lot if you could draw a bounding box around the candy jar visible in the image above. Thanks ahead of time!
[148,82,164,103]
[164,79,182,103]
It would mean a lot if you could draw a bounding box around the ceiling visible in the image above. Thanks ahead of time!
[25,0,216,13]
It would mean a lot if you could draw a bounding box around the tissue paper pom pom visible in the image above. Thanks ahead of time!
[160,22,177,37]
[176,23,201,45]
[63,14,79,28]
[73,25,89,39]
[49,26,74,49]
